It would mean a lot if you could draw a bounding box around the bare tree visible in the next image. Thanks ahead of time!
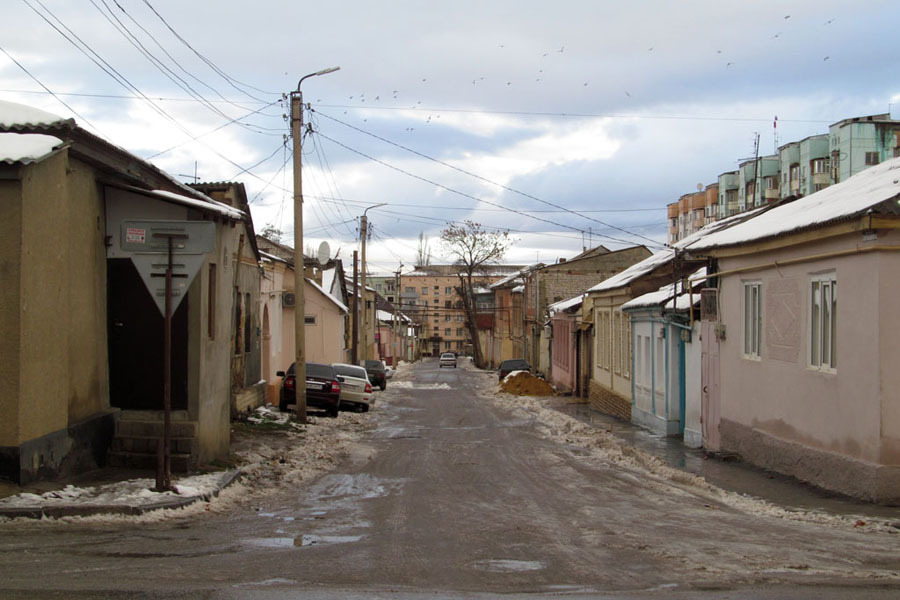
[440,221,511,368]
[259,223,283,243]
[415,231,432,268]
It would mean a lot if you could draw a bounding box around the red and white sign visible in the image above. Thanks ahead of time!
[125,227,146,244]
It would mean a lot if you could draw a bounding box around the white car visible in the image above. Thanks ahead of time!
[332,363,375,412]
[439,352,457,368]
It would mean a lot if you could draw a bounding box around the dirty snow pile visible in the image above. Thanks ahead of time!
[245,404,300,428]
[489,392,900,534]
[0,472,224,510]
[225,410,373,506]
[500,371,556,396]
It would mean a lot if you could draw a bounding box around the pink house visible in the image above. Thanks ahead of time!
[548,295,584,395]
[687,157,900,502]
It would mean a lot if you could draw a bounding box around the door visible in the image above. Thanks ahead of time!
[700,320,721,451]
[107,258,189,410]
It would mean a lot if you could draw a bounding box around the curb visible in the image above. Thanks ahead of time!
[0,469,242,520]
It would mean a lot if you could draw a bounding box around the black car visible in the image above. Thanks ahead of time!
[363,360,387,390]
[498,359,531,381]
[277,362,341,417]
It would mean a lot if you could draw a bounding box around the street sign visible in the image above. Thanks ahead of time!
[120,220,215,317]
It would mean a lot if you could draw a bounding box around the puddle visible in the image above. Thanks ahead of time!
[297,534,363,546]
[243,537,296,549]
[473,559,544,572]
[234,578,297,587]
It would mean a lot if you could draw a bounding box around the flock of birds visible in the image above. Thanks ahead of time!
[318,14,839,130]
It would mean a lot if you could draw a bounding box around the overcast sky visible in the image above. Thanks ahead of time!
[2,0,898,273]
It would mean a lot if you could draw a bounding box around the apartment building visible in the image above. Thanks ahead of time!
[668,112,900,243]
[399,265,520,356]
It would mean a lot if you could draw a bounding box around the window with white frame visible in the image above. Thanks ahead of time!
[810,275,837,370]
[742,282,761,358]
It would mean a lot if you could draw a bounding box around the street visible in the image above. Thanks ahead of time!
[0,359,898,599]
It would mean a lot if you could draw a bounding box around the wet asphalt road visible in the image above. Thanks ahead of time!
[0,359,899,599]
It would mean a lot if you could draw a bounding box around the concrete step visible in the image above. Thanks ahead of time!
[110,435,198,456]
[116,420,197,439]
[107,451,194,473]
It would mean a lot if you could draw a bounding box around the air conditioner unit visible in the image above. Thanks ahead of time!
[282,292,296,307]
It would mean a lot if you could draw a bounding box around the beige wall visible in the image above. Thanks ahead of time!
[716,230,900,500]
[0,175,24,447]
[305,282,347,365]
[590,290,633,401]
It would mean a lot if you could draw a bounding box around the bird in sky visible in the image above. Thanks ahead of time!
[558,46,565,53]
[825,18,835,24]
[823,56,830,61]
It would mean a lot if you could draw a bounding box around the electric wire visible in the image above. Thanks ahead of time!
[315,109,663,247]
[314,129,667,250]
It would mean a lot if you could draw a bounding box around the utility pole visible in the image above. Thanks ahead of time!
[352,250,359,364]
[359,203,386,363]
[290,66,340,423]
[393,264,402,364]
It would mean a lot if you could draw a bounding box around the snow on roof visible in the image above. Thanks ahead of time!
[377,309,396,322]
[259,249,289,265]
[307,277,347,313]
[511,284,524,294]
[689,157,900,251]
[622,268,706,311]
[321,267,336,296]
[588,209,762,294]
[150,189,244,220]
[0,132,62,164]
[548,294,584,315]
[0,100,73,130]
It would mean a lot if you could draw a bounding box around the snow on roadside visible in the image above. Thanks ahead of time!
[0,409,374,526]
[485,386,900,534]
[389,381,451,390]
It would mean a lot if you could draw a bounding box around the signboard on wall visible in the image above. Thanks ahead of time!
[120,220,215,317]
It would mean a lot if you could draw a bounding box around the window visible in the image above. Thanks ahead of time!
[445,315,451,322]
[422,287,428,295]
[456,341,464,350]
[304,315,317,325]
[444,328,451,336]
[434,285,440,291]
[405,286,415,293]
[457,328,464,336]
[865,151,880,166]
[445,286,453,294]
[433,299,439,304]
[810,275,837,370]
[743,282,762,358]
[456,314,464,322]
[445,300,452,308]
[812,158,829,175]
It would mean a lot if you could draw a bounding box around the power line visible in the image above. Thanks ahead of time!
[314,129,666,249]
[316,109,664,247]
[0,43,100,133]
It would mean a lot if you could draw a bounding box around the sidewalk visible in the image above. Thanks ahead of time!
[545,396,900,521]
[0,467,240,520]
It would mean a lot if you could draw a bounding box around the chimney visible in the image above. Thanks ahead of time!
[558,258,567,264]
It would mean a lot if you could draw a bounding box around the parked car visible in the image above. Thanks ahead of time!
[498,358,531,381]
[439,352,457,368]
[277,362,341,417]
[363,359,387,390]
[332,363,374,412]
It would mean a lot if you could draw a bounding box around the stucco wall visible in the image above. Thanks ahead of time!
[716,230,899,499]
[65,160,109,425]
[550,314,576,392]
[19,153,70,444]
[0,177,23,447]
[305,282,346,365]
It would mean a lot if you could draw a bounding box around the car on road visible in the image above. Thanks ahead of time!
[363,359,388,390]
[439,352,457,368]
[332,363,374,412]
[277,362,342,417]
[498,358,531,381]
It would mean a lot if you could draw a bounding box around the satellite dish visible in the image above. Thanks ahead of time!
[317,241,331,265]
[696,183,704,191]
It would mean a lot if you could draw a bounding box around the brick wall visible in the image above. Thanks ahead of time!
[588,379,631,421]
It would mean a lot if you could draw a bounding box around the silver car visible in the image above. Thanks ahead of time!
[439,352,457,368]
[332,363,375,412]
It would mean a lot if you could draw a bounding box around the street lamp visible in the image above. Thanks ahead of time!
[359,203,386,361]
[291,65,339,423]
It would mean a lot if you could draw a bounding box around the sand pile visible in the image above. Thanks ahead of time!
[500,371,555,396]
